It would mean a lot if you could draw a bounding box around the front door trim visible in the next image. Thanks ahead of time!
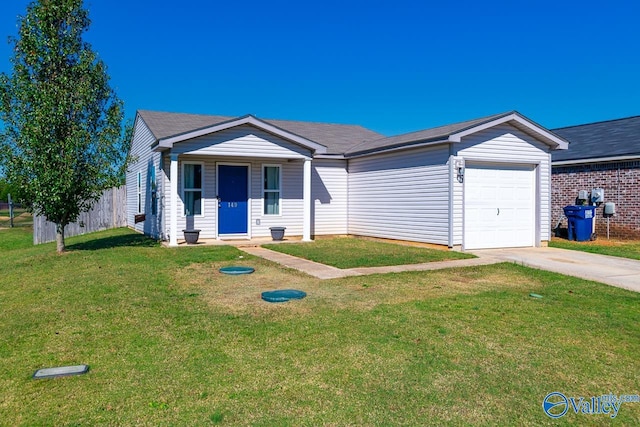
[216,162,251,239]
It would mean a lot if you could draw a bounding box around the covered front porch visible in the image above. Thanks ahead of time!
[152,115,326,246]
[164,155,313,246]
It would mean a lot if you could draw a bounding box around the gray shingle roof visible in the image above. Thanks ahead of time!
[138,110,233,140]
[552,116,640,162]
[137,110,384,155]
[345,111,515,156]
[137,109,564,157]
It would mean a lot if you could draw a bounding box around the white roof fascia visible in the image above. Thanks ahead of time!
[448,113,569,150]
[314,154,346,159]
[346,139,450,158]
[553,154,640,166]
[154,115,327,154]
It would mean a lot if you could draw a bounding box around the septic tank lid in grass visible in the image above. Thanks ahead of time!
[33,364,89,379]
[219,266,255,275]
[261,289,307,303]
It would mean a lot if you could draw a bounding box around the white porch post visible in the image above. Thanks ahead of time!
[169,154,179,246]
[302,158,312,241]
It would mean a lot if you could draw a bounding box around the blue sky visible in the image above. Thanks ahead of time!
[1,0,639,136]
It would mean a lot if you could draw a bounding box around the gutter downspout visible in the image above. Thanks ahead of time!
[448,152,454,248]
[169,153,179,246]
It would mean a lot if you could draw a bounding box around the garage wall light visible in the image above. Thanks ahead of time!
[454,158,465,183]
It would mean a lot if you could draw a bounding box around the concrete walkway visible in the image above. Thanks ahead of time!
[239,246,500,280]
[471,247,640,293]
[241,245,640,293]
[239,246,359,279]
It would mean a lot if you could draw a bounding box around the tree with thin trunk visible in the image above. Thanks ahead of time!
[0,0,130,253]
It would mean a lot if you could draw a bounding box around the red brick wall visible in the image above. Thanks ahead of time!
[551,161,640,239]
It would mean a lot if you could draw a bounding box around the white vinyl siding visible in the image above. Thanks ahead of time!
[251,160,304,237]
[451,156,464,245]
[164,155,217,239]
[454,124,552,246]
[126,116,162,238]
[312,159,348,235]
[348,145,451,245]
[172,125,312,159]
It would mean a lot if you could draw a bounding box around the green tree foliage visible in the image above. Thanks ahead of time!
[0,0,130,252]
[0,178,19,202]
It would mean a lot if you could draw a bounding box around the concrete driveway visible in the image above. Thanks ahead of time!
[471,247,640,293]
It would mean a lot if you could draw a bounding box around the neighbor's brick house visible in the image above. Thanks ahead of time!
[552,116,640,239]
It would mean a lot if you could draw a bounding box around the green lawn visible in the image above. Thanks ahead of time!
[263,237,474,268]
[550,238,640,260]
[1,228,639,425]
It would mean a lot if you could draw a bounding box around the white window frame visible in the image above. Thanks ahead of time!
[262,164,282,216]
[136,171,142,213]
[150,163,157,216]
[181,161,204,217]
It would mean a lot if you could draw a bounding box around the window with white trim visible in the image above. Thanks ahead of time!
[263,165,281,215]
[150,164,157,216]
[183,162,203,216]
[137,171,142,213]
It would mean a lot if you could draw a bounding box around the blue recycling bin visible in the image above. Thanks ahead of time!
[563,205,596,241]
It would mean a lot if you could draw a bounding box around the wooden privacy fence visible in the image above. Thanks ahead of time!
[33,186,127,244]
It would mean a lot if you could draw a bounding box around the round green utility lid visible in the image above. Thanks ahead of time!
[219,266,255,275]
[261,289,307,303]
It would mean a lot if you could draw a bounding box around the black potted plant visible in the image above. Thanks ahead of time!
[269,226,286,241]
[183,216,200,244]
[182,229,201,244]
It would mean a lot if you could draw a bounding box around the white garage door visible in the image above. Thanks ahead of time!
[464,164,535,250]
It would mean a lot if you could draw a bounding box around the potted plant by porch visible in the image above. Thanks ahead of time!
[269,226,286,241]
[182,229,201,244]
[183,215,200,244]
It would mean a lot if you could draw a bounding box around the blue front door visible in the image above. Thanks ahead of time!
[218,165,248,235]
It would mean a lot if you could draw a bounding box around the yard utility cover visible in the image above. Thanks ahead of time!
[33,364,89,379]
[261,289,307,303]
[219,266,255,275]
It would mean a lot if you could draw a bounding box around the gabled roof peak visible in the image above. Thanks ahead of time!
[345,111,567,156]
[137,110,383,155]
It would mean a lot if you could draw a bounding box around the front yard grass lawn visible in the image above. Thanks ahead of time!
[263,237,474,268]
[1,227,639,425]
[550,237,640,260]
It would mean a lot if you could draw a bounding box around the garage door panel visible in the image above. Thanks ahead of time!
[464,165,535,249]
